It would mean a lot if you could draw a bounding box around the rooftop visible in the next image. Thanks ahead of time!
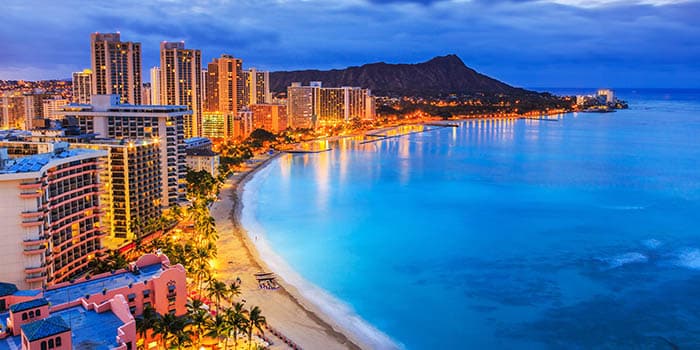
[0,306,125,350]
[0,148,101,174]
[186,148,219,157]
[21,315,70,342]
[0,282,18,297]
[44,263,163,306]
[9,298,48,313]
[52,305,124,349]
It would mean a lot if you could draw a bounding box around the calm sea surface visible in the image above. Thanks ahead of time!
[242,89,700,349]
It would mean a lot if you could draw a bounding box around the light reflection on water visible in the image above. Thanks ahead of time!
[251,92,700,349]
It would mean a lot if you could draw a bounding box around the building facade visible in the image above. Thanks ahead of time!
[160,42,203,138]
[0,145,107,289]
[250,104,288,133]
[205,55,245,115]
[185,148,220,177]
[201,112,234,140]
[90,33,142,105]
[287,82,375,128]
[286,82,317,129]
[149,67,161,105]
[71,69,92,104]
[0,253,187,350]
[41,98,70,120]
[56,95,188,207]
[243,68,271,106]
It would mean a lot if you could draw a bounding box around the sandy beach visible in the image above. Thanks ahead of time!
[209,154,368,350]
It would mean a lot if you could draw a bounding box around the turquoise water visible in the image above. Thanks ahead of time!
[242,89,700,349]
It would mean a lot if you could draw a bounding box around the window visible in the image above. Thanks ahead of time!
[29,311,34,318]
[127,293,136,302]
[22,312,28,320]
[142,289,150,298]
[40,341,47,350]
[56,337,62,347]
[36,309,41,317]
[48,339,55,349]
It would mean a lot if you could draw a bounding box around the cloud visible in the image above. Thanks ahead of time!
[0,0,698,87]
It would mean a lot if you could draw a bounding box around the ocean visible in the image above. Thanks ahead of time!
[241,89,700,349]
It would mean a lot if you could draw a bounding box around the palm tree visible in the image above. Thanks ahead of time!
[190,259,212,295]
[246,306,266,350]
[154,313,191,349]
[170,330,193,350]
[135,306,160,347]
[226,302,248,349]
[228,280,241,302]
[205,314,228,349]
[207,279,229,313]
[188,299,211,347]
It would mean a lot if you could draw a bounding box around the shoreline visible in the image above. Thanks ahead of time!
[211,153,380,350]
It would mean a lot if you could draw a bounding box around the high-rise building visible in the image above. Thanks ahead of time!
[0,92,53,130]
[150,67,161,105]
[205,55,245,115]
[234,108,253,139]
[70,140,162,245]
[1,92,28,130]
[250,104,288,133]
[286,82,375,128]
[0,144,107,289]
[141,83,152,105]
[160,42,202,138]
[243,68,271,106]
[201,69,208,108]
[56,95,188,207]
[317,86,374,125]
[201,112,234,140]
[71,69,92,104]
[3,134,163,246]
[287,82,318,129]
[90,32,142,104]
[42,98,70,120]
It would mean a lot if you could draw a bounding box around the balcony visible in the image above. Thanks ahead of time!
[19,191,42,199]
[24,245,46,256]
[25,273,47,284]
[20,210,44,219]
[23,237,48,247]
[19,181,42,190]
[25,265,47,274]
[21,218,44,228]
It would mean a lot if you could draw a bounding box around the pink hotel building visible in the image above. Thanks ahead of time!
[0,253,187,350]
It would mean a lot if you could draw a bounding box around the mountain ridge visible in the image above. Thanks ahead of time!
[269,54,532,97]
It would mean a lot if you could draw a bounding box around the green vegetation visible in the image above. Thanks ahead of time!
[97,164,268,349]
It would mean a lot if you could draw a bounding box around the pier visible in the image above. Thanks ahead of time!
[425,123,460,127]
[285,148,332,154]
[521,116,560,122]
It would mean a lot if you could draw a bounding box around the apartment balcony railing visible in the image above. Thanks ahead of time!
[19,191,42,199]
[21,217,44,228]
[19,181,42,190]
[23,245,46,256]
[24,264,47,274]
[25,273,47,284]
[20,210,44,219]
[23,237,48,247]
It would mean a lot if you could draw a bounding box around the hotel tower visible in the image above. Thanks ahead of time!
[159,42,203,138]
[90,33,142,104]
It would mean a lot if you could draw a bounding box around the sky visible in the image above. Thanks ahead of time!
[1,0,699,88]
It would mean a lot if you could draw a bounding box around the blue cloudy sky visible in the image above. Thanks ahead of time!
[1,0,699,88]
